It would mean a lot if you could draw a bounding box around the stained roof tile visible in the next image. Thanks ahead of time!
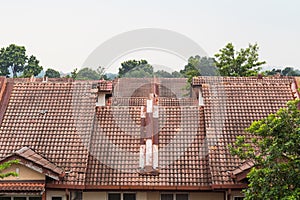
[0,76,297,189]
[0,181,45,193]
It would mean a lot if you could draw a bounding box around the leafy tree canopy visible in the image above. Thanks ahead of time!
[264,67,300,76]
[22,56,43,78]
[231,100,300,200]
[215,43,266,77]
[76,67,108,80]
[118,60,153,78]
[118,59,186,78]
[0,44,42,77]
[45,68,60,78]
[180,55,217,83]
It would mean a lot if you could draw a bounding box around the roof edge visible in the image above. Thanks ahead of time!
[0,148,64,181]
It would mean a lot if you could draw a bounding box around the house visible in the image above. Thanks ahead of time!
[0,76,299,200]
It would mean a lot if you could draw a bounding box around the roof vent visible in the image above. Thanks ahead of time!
[39,110,48,115]
[42,76,48,83]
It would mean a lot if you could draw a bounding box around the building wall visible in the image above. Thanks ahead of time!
[190,192,224,200]
[82,191,224,200]
[46,190,67,200]
[1,164,45,180]
[137,192,147,200]
[147,191,159,200]
[83,192,106,200]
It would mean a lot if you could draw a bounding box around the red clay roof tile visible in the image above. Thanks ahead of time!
[0,76,297,189]
[0,181,45,193]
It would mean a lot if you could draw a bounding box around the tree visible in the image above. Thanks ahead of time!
[118,60,153,78]
[70,68,78,79]
[0,44,43,78]
[0,160,19,179]
[76,67,108,80]
[263,67,300,77]
[263,68,282,76]
[45,68,60,78]
[230,100,300,200]
[171,71,184,78]
[106,73,117,80]
[282,67,300,76]
[180,55,217,83]
[22,56,43,78]
[215,43,266,77]
[180,56,201,84]
[77,67,97,80]
[154,70,174,78]
[0,44,27,77]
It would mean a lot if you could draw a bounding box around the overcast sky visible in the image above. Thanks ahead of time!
[0,0,299,73]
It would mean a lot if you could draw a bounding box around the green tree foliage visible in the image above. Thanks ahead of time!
[180,56,201,84]
[118,59,185,78]
[282,67,300,76]
[0,160,19,179]
[263,68,282,76]
[45,68,60,78]
[264,67,300,76]
[70,68,78,79]
[230,100,300,200]
[118,60,153,78]
[22,56,43,77]
[215,43,266,77]
[0,44,42,78]
[154,70,174,78]
[171,71,184,78]
[63,68,79,79]
[180,55,217,83]
[106,73,117,80]
[76,67,107,80]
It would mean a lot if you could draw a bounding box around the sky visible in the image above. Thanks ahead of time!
[0,0,299,73]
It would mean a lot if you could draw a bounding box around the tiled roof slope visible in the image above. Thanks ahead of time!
[0,80,96,186]
[0,181,45,194]
[85,106,211,188]
[194,76,296,186]
[113,78,188,98]
[0,147,64,179]
[0,76,297,189]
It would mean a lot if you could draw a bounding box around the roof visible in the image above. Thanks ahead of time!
[0,80,94,186]
[0,181,45,194]
[197,76,296,186]
[0,147,64,180]
[0,76,298,190]
[230,160,254,182]
[85,106,211,188]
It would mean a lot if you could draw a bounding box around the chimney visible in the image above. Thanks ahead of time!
[145,99,153,172]
[96,93,106,106]
[42,76,48,83]
[139,106,146,169]
[198,87,204,106]
[139,81,160,174]
[258,74,263,79]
